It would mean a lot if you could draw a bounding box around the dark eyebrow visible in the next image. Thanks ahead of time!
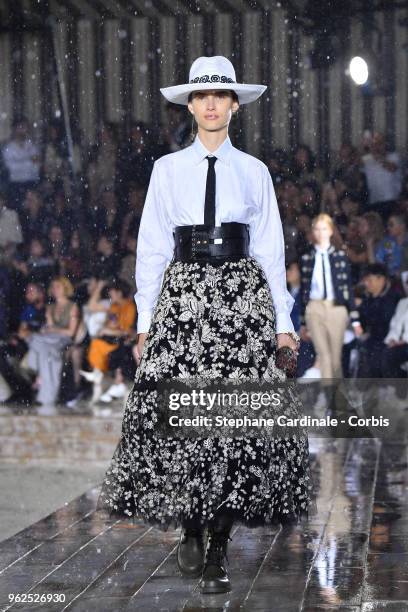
[195,91,229,97]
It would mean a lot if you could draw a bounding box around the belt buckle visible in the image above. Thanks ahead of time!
[191,226,210,259]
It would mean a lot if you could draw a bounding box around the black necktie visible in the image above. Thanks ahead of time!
[321,253,328,299]
[204,155,217,226]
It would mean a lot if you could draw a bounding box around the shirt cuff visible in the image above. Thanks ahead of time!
[276,311,295,335]
[136,310,153,334]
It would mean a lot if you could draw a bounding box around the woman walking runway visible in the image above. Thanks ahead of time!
[97,55,316,594]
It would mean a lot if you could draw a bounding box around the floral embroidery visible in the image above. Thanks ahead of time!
[190,74,235,84]
[97,256,316,530]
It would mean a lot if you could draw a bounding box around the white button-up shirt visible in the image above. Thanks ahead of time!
[384,296,408,344]
[135,133,295,335]
[362,152,402,204]
[2,139,40,183]
[309,245,335,300]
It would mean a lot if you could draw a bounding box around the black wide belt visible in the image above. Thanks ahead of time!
[172,222,250,262]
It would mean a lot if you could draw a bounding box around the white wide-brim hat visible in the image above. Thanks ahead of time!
[160,55,267,106]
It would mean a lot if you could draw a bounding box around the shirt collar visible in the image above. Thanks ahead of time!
[314,244,334,255]
[191,133,233,166]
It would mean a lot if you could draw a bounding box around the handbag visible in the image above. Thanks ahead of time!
[275,346,298,378]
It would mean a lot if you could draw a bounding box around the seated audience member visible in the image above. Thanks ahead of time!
[380,294,408,400]
[24,276,81,407]
[356,211,384,265]
[82,277,111,338]
[13,237,57,287]
[0,259,12,339]
[41,120,73,198]
[19,282,47,333]
[294,214,314,259]
[91,188,122,245]
[332,142,368,203]
[62,277,112,407]
[45,190,76,237]
[48,224,67,261]
[115,121,155,202]
[0,282,46,403]
[19,189,50,245]
[87,123,119,207]
[354,263,400,379]
[265,148,290,186]
[60,229,90,283]
[120,184,145,249]
[375,214,408,277]
[80,279,136,403]
[0,191,23,257]
[100,330,139,403]
[119,235,137,296]
[335,192,362,239]
[299,181,320,218]
[2,117,41,212]
[93,234,121,280]
[362,131,402,222]
[344,218,369,285]
[290,143,325,185]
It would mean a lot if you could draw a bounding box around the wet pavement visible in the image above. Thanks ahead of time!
[1,435,408,611]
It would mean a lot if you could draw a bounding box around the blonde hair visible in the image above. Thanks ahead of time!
[311,213,335,232]
[49,276,74,298]
[361,211,384,242]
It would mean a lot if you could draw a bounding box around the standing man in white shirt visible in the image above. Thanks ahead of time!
[362,131,402,222]
[2,117,41,213]
[98,55,316,595]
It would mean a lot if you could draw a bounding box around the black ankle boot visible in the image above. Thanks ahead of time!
[177,524,206,577]
[199,527,232,594]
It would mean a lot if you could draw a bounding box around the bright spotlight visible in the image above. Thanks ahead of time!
[349,56,369,85]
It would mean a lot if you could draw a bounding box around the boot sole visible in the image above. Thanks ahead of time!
[199,581,231,594]
[176,559,204,578]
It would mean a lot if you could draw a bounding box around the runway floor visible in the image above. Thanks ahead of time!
[1,433,408,611]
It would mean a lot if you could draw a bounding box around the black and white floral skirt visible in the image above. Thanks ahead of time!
[97,256,317,530]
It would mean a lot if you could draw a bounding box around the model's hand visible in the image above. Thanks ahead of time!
[276,333,299,352]
[135,333,148,366]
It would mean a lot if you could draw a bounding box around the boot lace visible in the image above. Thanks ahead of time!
[205,530,232,567]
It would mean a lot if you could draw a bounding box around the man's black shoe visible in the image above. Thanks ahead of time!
[177,526,205,577]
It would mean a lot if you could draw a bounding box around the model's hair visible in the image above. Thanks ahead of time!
[187,90,239,104]
[361,263,388,279]
[311,213,335,232]
[106,278,131,298]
